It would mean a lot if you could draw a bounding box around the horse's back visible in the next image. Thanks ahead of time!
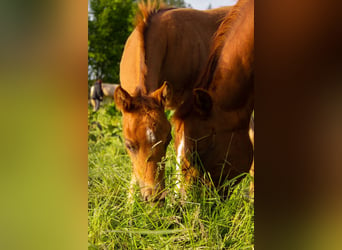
[144,6,232,96]
[120,6,232,108]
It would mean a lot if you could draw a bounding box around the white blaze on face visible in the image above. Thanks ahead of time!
[175,131,184,191]
[146,127,156,144]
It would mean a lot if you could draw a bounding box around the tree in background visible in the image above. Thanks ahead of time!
[88,0,136,83]
[138,0,191,8]
[164,0,191,8]
[88,0,191,84]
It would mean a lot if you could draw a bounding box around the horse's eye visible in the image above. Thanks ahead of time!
[125,141,137,153]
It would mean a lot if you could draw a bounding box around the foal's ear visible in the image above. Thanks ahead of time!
[193,88,213,116]
[114,86,135,112]
[151,81,173,108]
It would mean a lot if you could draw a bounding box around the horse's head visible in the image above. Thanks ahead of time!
[114,82,172,202]
[173,88,253,185]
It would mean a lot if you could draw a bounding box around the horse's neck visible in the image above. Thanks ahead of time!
[210,0,254,111]
[119,29,147,96]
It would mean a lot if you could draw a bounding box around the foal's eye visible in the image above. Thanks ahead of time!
[125,141,137,153]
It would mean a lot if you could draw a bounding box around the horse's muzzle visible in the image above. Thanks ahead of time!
[141,187,167,204]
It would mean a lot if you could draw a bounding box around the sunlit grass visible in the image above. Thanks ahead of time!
[88,103,254,249]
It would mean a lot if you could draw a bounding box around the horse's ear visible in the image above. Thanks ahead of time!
[151,81,172,108]
[193,88,212,116]
[114,86,135,112]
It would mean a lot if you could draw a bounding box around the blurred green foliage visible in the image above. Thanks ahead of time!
[88,103,254,249]
[164,0,191,8]
[88,0,137,83]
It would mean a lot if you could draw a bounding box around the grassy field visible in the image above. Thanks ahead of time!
[88,103,254,249]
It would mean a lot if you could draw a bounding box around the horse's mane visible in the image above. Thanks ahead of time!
[196,0,245,90]
[133,1,175,93]
[136,1,167,35]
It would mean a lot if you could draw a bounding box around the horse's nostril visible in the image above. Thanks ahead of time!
[141,187,167,202]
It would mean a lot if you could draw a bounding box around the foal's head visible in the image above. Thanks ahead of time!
[114,82,172,202]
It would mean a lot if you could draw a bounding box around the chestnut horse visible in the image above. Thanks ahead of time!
[172,0,254,193]
[114,2,231,202]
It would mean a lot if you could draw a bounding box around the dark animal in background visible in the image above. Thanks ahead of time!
[90,80,119,111]
[90,80,104,111]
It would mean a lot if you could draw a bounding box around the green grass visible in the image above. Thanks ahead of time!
[88,103,254,249]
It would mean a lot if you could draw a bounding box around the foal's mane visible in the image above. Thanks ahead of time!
[135,1,169,36]
[134,1,174,93]
[196,0,245,90]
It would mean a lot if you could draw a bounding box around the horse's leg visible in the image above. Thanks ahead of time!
[94,99,100,111]
[175,130,199,202]
[90,99,96,110]
[177,156,200,204]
